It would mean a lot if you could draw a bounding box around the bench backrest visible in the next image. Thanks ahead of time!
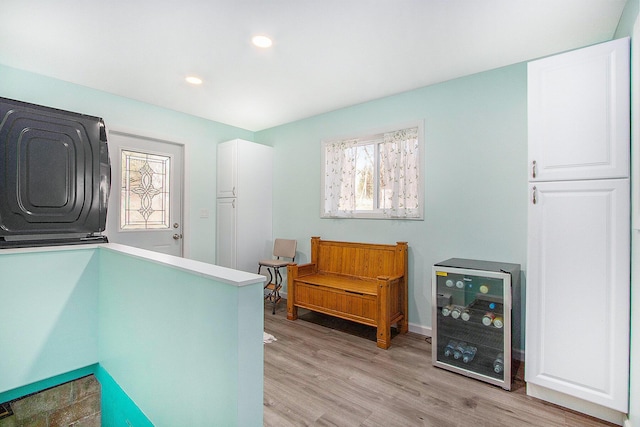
[310,236,407,279]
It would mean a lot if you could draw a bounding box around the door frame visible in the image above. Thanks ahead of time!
[107,127,187,257]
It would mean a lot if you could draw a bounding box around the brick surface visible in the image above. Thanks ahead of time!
[12,413,47,427]
[48,395,100,427]
[7,375,101,427]
[0,415,17,427]
[12,384,73,422]
[69,412,100,427]
[72,377,100,402]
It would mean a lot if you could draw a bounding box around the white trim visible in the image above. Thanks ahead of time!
[408,322,431,337]
[102,243,265,286]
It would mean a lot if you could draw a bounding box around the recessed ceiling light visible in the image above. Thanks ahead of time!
[185,76,203,85]
[251,35,273,48]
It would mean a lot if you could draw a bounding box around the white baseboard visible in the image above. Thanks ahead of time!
[408,322,431,337]
[623,416,631,427]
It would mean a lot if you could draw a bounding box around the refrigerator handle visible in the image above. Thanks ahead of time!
[532,186,537,204]
[532,160,537,179]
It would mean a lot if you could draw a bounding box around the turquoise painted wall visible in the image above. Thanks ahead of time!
[97,365,155,427]
[0,246,264,426]
[98,248,264,426]
[0,249,99,393]
[0,64,255,264]
[255,64,528,343]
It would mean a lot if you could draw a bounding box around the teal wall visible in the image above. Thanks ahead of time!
[96,365,154,427]
[0,64,255,264]
[98,248,264,426]
[0,246,264,427]
[0,249,99,393]
[255,63,528,343]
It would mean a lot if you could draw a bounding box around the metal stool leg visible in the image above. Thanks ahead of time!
[270,266,281,315]
[260,264,281,314]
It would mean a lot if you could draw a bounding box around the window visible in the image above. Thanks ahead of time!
[321,124,423,219]
[120,149,171,230]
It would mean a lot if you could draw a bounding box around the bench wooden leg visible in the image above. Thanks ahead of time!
[286,264,298,320]
[376,325,391,349]
[398,316,408,334]
[377,280,391,349]
[287,298,298,320]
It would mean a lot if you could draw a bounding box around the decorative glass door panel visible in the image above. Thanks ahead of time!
[120,150,171,230]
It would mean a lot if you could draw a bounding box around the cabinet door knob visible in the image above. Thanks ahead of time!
[532,160,537,179]
[532,186,537,204]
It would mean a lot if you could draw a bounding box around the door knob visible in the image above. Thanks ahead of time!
[173,233,183,240]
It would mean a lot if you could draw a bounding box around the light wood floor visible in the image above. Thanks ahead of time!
[263,302,616,427]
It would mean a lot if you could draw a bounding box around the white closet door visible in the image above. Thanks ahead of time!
[528,38,629,182]
[216,197,236,269]
[526,178,629,412]
[216,140,237,198]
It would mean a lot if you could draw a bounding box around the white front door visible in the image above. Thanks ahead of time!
[106,130,184,256]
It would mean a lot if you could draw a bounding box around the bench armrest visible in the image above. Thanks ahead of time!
[288,262,317,277]
[376,274,404,283]
[297,263,317,276]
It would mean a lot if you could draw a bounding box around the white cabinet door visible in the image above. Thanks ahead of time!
[234,141,273,273]
[215,139,272,272]
[215,197,236,269]
[526,179,629,412]
[528,38,629,182]
[216,140,237,198]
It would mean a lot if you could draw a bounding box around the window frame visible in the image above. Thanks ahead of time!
[320,121,424,220]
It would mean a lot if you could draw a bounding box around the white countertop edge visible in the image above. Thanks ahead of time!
[0,242,266,287]
[101,243,266,287]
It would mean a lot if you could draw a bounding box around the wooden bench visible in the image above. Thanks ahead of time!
[286,237,408,349]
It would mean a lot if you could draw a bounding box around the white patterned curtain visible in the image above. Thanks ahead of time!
[379,127,421,218]
[323,138,358,217]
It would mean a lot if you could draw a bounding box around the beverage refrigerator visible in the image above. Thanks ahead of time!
[432,258,520,390]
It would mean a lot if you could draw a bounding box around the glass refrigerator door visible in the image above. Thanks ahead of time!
[433,267,511,389]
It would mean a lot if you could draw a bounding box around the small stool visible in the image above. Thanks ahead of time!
[258,239,296,314]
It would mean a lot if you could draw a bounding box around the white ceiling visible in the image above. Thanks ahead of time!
[0,1,628,131]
